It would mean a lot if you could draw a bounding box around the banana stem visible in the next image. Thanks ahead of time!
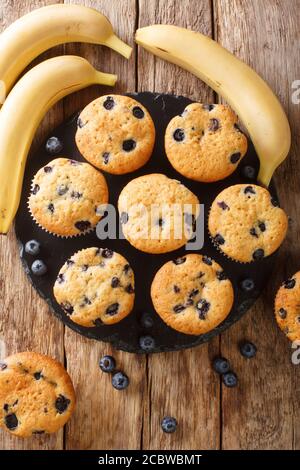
[105,34,132,59]
[96,71,118,87]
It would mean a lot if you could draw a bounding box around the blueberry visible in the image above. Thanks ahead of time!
[239,341,257,359]
[202,104,215,111]
[77,117,85,128]
[102,248,114,259]
[44,166,53,173]
[278,308,287,319]
[202,256,212,266]
[189,288,199,298]
[213,357,230,375]
[25,239,40,256]
[31,184,40,195]
[241,165,256,180]
[55,394,70,413]
[252,248,264,261]
[216,270,227,281]
[258,221,266,232]
[5,413,18,430]
[123,264,131,275]
[31,259,47,276]
[209,118,220,132]
[75,220,91,232]
[99,355,116,373]
[0,363,7,371]
[48,203,54,213]
[61,302,73,315]
[57,184,69,196]
[139,335,155,352]
[111,277,120,288]
[112,371,129,390]
[161,416,177,434]
[173,304,186,313]
[240,278,255,292]
[173,257,186,265]
[125,283,134,294]
[173,128,185,142]
[230,152,241,164]
[222,372,238,388]
[45,136,63,155]
[249,227,258,238]
[132,106,145,119]
[34,371,42,380]
[106,303,119,316]
[122,139,136,152]
[196,299,210,319]
[213,234,225,245]
[283,278,296,289]
[244,185,256,195]
[103,96,115,110]
[217,201,229,210]
[71,191,82,199]
[102,152,110,164]
[140,312,154,329]
[173,285,180,293]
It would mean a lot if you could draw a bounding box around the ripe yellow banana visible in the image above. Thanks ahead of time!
[0,3,131,103]
[0,55,117,234]
[135,25,291,187]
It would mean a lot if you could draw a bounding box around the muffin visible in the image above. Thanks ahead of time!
[118,173,200,254]
[208,184,288,263]
[151,254,234,335]
[54,247,135,327]
[165,103,247,182]
[28,158,108,237]
[75,94,155,174]
[275,271,300,342]
[0,352,75,437]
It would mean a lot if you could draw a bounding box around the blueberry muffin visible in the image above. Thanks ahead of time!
[208,184,288,263]
[28,158,108,237]
[151,254,234,335]
[75,95,155,174]
[165,103,247,182]
[275,271,300,342]
[118,173,200,254]
[0,352,75,437]
[53,247,135,327]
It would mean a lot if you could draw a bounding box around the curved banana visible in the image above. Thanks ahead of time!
[0,3,131,103]
[0,55,117,234]
[135,25,291,187]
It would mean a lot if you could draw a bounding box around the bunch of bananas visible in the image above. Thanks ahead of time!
[0,4,132,234]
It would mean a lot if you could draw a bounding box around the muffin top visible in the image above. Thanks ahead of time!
[151,254,234,335]
[165,103,248,182]
[118,173,200,254]
[0,352,75,437]
[75,94,155,174]
[54,247,135,327]
[28,158,108,237]
[275,271,300,342]
[208,184,288,263]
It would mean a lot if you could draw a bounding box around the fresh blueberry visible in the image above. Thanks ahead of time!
[241,165,256,180]
[173,128,185,142]
[222,372,238,388]
[34,371,42,380]
[45,136,63,155]
[55,394,70,413]
[283,278,296,289]
[112,371,129,390]
[5,413,18,430]
[239,341,257,359]
[140,312,154,329]
[99,355,116,373]
[161,416,177,434]
[139,335,155,352]
[240,278,255,292]
[122,139,136,152]
[252,248,264,261]
[103,96,115,110]
[230,152,241,164]
[213,357,230,375]
[25,239,40,256]
[278,308,287,319]
[31,259,47,276]
[132,106,145,119]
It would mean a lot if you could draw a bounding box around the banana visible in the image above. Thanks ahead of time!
[135,25,291,187]
[0,55,117,234]
[0,3,131,103]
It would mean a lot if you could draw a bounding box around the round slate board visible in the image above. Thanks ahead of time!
[16,92,278,353]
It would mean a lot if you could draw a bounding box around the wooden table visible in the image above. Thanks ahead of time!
[0,0,299,450]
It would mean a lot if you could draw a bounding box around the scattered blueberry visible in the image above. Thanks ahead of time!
[55,394,70,413]
[57,184,69,196]
[106,303,119,316]
[3,404,9,412]
[283,278,296,289]
[31,184,40,195]
[217,201,229,210]
[5,413,18,430]
[44,166,53,173]
[48,203,54,213]
[209,118,220,132]
[75,220,91,232]
[230,152,241,164]
[122,139,136,152]
[240,278,255,292]
[111,277,120,288]
[196,299,210,319]
[161,416,177,434]
[249,227,258,238]
[202,256,212,266]
[202,104,215,111]
[241,165,256,180]
[25,239,40,256]
[173,128,185,142]
[102,152,110,164]
[103,96,115,110]
[71,191,82,199]
[213,234,225,245]
[278,308,287,319]
[222,372,238,388]
[244,185,256,195]
[132,106,145,119]
[31,260,47,276]
[213,357,230,375]
[45,136,63,155]
[173,257,186,265]
[173,304,186,313]
[239,341,257,359]
[252,248,264,261]
[125,283,134,294]
[99,355,116,373]
[139,335,155,352]
[112,371,129,390]
[34,371,42,380]
[102,248,114,259]
[140,312,154,329]
[258,221,266,232]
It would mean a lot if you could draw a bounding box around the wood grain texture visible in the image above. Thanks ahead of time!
[0,0,65,451]
[215,0,300,450]
[138,0,221,450]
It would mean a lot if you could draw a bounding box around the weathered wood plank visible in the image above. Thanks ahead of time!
[63,0,145,450]
[138,0,221,450]
[0,0,65,451]
[215,0,300,450]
